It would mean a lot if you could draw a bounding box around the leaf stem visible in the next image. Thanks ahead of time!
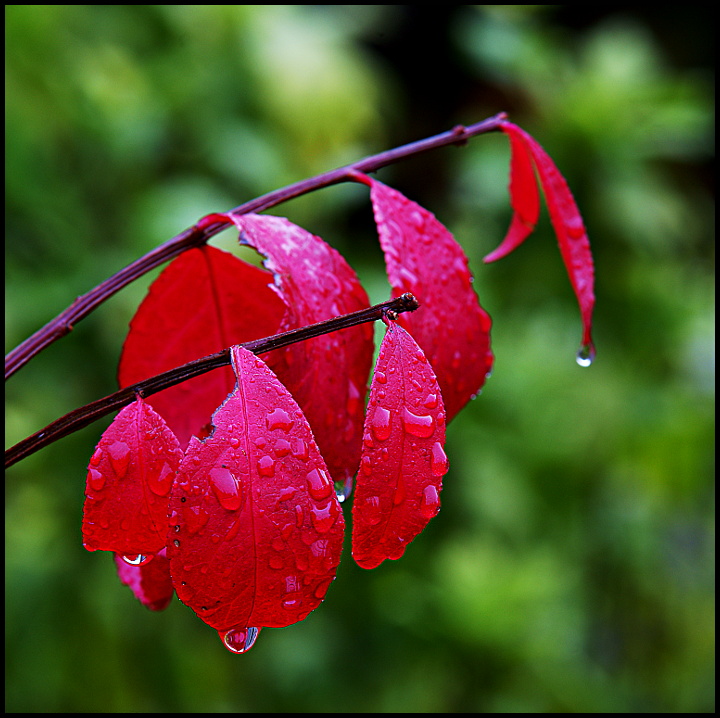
[4,294,420,468]
[4,113,506,380]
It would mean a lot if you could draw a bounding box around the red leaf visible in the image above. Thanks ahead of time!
[222,212,374,484]
[483,125,540,262]
[486,122,596,361]
[355,174,493,421]
[82,397,182,559]
[167,345,345,646]
[118,246,286,447]
[352,321,449,570]
[114,549,174,611]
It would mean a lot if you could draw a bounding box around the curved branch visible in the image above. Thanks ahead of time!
[5,294,420,468]
[4,113,506,379]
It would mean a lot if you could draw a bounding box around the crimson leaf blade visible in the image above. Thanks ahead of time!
[167,345,345,640]
[352,321,449,570]
[355,174,493,421]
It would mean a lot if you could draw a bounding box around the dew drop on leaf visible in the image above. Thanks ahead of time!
[266,407,294,432]
[419,485,441,520]
[208,467,243,511]
[148,461,175,497]
[257,455,276,477]
[401,407,434,438]
[370,406,392,441]
[305,468,333,500]
[430,442,449,477]
[87,468,105,491]
[220,626,261,654]
[107,441,131,478]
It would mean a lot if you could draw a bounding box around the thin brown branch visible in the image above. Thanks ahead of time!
[5,113,506,379]
[4,293,419,469]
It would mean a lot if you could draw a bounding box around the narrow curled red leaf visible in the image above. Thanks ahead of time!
[488,121,596,360]
[114,549,174,611]
[221,212,374,484]
[167,345,345,641]
[483,125,540,262]
[118,246,286,447]
[352,321,449,570]
[82,397,182,558]
[354,174,493,421]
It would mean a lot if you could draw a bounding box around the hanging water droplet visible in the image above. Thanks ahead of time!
[401,407,434,438]
[209,467,243,510]
[221,626,260,654]
[335,476,354,502]
[370,406,392,441]
[122,553,153,566]
[576,341,596,367]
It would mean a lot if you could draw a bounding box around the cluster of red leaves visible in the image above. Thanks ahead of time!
[82,123,595,653]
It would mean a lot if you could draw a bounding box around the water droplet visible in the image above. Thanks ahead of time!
[290,438,309,461]
[269,555,284,570]
[107,441,131,478]
[87,467,105,491]
[359,455,372,476]
[371,406,392,441]
[423,393,439,410]
[148,461,175,496]
[430,442,449,477]
[576,341,596,367]
[89,447,103,467]
[274,438,291,457]
[122,554,153,566]
[282,595,303,611]
[306,467,333,500]
[335,476,354,502]
[257,455,276,477]
[266,408,294,432]
[209,467,242,510]
[310,500,339,533]
[363,495,382,526]
[419,485,440,519]
[374,370,387,384]
[185,504,210,535]
[221,626,260,654]
[401,407,434,438]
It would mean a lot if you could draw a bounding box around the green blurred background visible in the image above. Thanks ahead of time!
[6,6,714,712]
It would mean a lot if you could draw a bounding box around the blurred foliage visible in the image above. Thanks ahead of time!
[5,5,714,713]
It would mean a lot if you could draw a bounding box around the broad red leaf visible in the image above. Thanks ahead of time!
[486,121,596,362]
[114,549,174,611]
[221,212,374,484]
[167,344,345,650]
[354,173,493,421]
[118,246,286,448]
[352,321,449,570]
[82,397,182,559]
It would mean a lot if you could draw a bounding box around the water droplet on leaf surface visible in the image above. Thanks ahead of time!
[209,467,243,510]
[370,406,392,441]
[401,407,434,438]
